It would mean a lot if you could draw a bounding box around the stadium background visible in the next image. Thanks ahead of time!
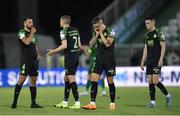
[0,0,180,115]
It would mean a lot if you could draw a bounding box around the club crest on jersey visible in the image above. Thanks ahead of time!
[153,34,157,38]
[147,40,153,47]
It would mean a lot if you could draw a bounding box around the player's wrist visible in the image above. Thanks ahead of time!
[30,32,34,36]
[141,60,144,64]
[52,49,56,54]
[159,58,163,62]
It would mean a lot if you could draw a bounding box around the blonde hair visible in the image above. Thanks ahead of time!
[61,15,71,24]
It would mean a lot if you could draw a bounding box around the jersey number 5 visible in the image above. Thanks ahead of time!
[73,36,78,49]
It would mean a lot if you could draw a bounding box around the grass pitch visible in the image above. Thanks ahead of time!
[0,86,179,115]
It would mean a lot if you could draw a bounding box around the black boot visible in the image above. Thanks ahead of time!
[31,103,44,108]
[30,86,43,108]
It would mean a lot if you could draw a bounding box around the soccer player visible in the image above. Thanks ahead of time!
[47,15,81,109]
[80,44,106,96]
[140,17,172,108]
[82,17,116,110]
[11,18,43,108]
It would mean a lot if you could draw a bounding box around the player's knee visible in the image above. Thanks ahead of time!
[18,79,24,85]
[29,77,37,86]
[91,73,99,82]
[147,75,153,84]
[107,76,114,84]
[68,75,76,83]
[148,79,153,84]
[153,80,159,85]
[30,80,36,86]
[18,80,24,86]
[91,76,98,82]
[64,76,69,82]
[17,75,26,85]
[152,74,159,85]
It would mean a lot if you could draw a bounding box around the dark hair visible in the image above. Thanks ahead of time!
[145,16,155,21]
[92,16,102,25]
[23,17,32,22]
[61,15,71,24]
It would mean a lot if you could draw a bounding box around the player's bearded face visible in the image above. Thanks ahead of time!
[25,19,33,29]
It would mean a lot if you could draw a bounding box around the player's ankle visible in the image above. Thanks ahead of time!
[90,101,95,105]
[75,101,80,104]
[166,93,171,97]
[63,101,68,103]
[31,101,36,105]
[150,100,156,105]
[12,100,17,104]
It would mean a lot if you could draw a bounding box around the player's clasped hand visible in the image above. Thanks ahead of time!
[46,49,54,56]
[37,55,41,61]
[158,59,163,67]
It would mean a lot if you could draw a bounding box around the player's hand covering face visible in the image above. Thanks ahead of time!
[93,24,100,34]
[99,24,105,33]
[93,20,105,34]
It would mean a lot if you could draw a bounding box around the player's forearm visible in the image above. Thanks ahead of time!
[52,45,67,54]
[89,36,98,47]
[159,44,166,61]
[141,56,146,64]
[79,46,89,57]
[141,49,147,63]
[99,33,110,47]
[78,37,82,48]
[36,45,40,56]
[84,47,90,57]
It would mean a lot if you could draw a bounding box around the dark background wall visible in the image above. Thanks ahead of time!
[0,0,114,45]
